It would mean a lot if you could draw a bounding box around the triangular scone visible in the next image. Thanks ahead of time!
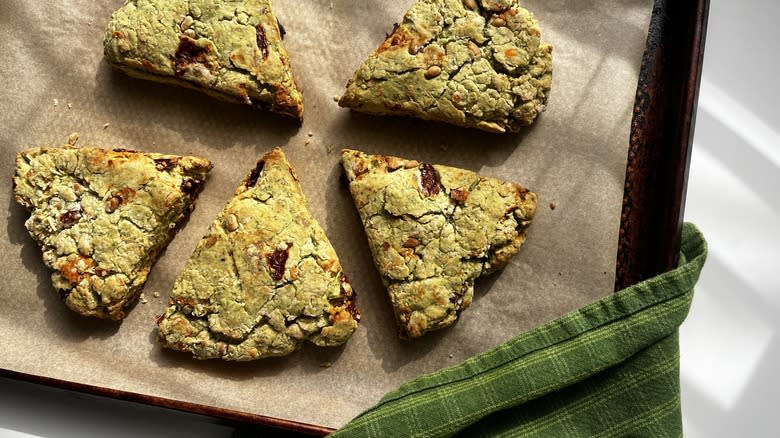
[158,148,359,360]
[341,149,536,338]
[104,0,303,120]
[13,145,212,320]
[339,0,552,133]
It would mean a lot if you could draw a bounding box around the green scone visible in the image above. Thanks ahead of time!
[158,148,360,360]
[339,0,553,133]
[13,143,212,320]
[341,149,536,338]
[104,0,304,120]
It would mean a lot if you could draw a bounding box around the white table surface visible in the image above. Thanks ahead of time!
[678,1,780,437]
[2,1,778,436]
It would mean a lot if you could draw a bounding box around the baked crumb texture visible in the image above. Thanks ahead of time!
[13,146,213,320]
[341,149,536,338]
[104,0,304,120]
[339,0,552,133]
[158,148,359,361]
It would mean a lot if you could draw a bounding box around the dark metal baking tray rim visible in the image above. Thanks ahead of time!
[1,0,710,435]
[615,0,710,290]
[0,368,333,436]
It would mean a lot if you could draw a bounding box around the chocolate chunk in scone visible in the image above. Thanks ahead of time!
[158,148,359,360]
[339,0,553,133]
[13,144,212,320]
[104,0,304,121]
[341,149,536,338]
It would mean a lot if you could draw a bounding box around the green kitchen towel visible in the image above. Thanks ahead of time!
[331,222,706,438]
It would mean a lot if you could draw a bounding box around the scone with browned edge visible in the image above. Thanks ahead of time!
[104,0,303,120]
[342,149,536,338]
[13,144,212,320]
[158,148,359,360]
[339,0,552,133]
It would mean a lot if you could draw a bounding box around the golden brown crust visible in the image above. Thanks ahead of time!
[104,0,304,121]
[158,148,359,360]
[342,149,536,338]
[13,144,212,320]
[339,0,552,133]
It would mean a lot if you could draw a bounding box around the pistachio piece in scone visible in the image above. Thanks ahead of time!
[339,0,552,133]
[341,149,536,338]
[13,144,212,320]
[158,148,359,360]
[104,0,303,120]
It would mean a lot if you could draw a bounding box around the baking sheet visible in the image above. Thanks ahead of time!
[0,0,652,429]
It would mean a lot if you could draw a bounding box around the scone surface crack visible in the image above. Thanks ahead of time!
[13,145,213,320]
[104,0,303,120]
[342,149,536,338]
[339,0,553,133]
[158,148,359,360]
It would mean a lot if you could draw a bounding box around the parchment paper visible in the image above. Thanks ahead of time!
[0,0,652,429]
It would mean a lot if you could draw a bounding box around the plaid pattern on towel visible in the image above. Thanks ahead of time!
[331,223,706,437]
